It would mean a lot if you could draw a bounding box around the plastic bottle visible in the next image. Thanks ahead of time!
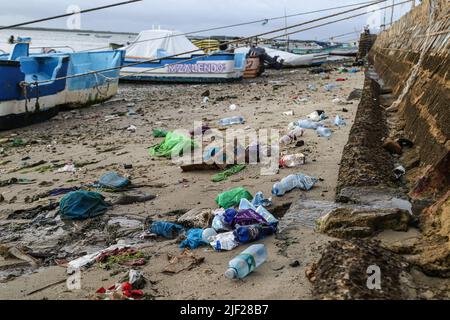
[233,224,275,243]
[239,198,278,225]
[297,119,320,129]
[251,191,272,207]
[316,126,332,137]
[218,116,245,126]
[334,115,346,126]
[279,153,306,168]
[225,244,267,279]
[324,83,337,91]
[202,228,217,242]
[271,174,318,196]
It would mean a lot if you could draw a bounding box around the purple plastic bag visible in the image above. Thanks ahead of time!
[224,208,269,228]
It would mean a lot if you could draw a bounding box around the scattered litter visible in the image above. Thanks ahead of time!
[234,224,275,243]
[279,153,306,168]
[56,163,76,173]
[272,174,318,196]
[210,231,238,251]
[179,228,208,249]
[150,221,184,239]
[212,164,246,182]
[149,132,196,158]
[225,244,267,279]
[215,187,253,209]
[98,172,130,190]
[283,110,294,116]
[316,126,332,137]
[324,84,337,91]
[229,104,238,110]
[333,115,347,126]
[394,165,406,179]
[152,129,168,138]
[251,191,272,208]
[218,116,245,126]
[60,191,109,220]
[163,249,205,274]
[126,125,137,132]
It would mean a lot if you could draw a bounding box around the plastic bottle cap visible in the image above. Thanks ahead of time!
[224,268,237,280]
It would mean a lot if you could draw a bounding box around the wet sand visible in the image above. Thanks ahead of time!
[0,67,365,299]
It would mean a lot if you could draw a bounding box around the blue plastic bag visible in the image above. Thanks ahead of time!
[98,172,130,189]
[60,190,109,220]
[179,229,208,249]
[150,221,184,239]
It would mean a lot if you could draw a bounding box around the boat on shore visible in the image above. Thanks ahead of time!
[235,46,328,68]
[0,40,124,130]
[120,30,246,83]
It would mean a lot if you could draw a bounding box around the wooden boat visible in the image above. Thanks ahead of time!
[0,41,124,130]
[120,30,246,83]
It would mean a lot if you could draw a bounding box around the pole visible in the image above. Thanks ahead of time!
[390,0,395,26]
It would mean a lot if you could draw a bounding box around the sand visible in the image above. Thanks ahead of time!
[0,67,365,300]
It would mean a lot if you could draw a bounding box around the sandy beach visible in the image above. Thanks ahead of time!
[1,66,365,299]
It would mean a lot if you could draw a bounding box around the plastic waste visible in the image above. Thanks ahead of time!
[307,84,317,91]
[127,125,137,132]
[394,165,406,179]
[56,163,76,173]
[225,244,267,279]
[334,115,347,126]
[224,208,268,228]
[202,228,217,242]
[280,127,305,144]
[212,209,232,232]
[251,191,272,208]
[279,153,306,168]
[218,116,245,126]
[210,231,239,251]
[234,224,276,243]
[316,126,332,137]
[283,110,294,116]
[272,174,318,196]
[229,104,238,110]
[149,132,196,158]
[179,229,207,249]
[296,119,321,129]
[307,110,327,122]
[98,172,130,189]
[239,198,278,225]
[324,83,337,91]
[215,187,253,209]
[203,96,209,104]
[60,190,109,220]
[150,221,184,239]
[152,129,168,138]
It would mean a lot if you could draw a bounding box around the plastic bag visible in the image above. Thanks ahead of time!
[150,221,184,239]
[98,172,130,189]
[179,228,208,249]
[149,132,196,158]
[215,187,253,209]
[60,191,109,220]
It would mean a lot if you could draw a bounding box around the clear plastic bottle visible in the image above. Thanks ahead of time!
[218,116,245,126]
[316,126,332,137]
[272,174,318,196]
[279,153,306,168]
[224,244,267,279]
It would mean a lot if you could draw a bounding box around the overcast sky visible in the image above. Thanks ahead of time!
[1,0,417,40]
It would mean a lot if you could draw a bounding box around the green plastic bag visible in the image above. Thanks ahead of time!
[212,164,246,182]
[215,187,253,209]
[152,129,168,138]
[149,132,196,158]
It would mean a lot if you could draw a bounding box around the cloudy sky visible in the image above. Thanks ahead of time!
[1,0,417,40]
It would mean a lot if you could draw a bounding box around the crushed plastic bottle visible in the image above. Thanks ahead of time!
[251,191,272,208]
[272,174,318,196]
[334,115,346,126]
[324,83,337,91]
[279,153,306,168]
[218,116,245,126]
[225,244,267,279]
[296,119,321,129]
[316,126,332,137]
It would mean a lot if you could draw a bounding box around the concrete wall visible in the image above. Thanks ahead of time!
[369,0,449,197]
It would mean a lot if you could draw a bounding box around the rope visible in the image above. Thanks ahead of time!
[79,0,387,53]
[0,0,143,30]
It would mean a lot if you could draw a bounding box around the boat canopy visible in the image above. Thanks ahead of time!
[124,29,204,59]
